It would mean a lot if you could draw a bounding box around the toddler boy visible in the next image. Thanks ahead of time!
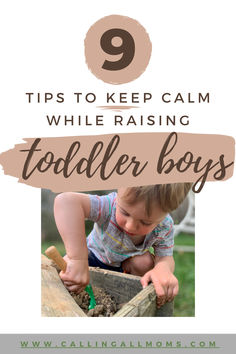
[54,184,191,308]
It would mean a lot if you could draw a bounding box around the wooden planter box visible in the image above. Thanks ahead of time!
[42,255,173,317]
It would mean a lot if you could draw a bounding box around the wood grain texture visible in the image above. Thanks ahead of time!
[114,284,173,317]
[42,255,173,317]
[41,255,87,317]
[89,267,142,303]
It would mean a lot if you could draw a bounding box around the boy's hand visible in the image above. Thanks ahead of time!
[140,262,179,308]
[59,255,89,294]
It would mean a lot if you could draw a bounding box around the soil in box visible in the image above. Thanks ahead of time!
[71,286,121,317]
[41,255,173,317]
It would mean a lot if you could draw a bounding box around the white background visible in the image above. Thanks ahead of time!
[0,0,235,333]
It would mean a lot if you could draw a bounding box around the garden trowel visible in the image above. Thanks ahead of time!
[45,245,96,310]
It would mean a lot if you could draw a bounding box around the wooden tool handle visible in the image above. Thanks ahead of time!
[45,246,67,272]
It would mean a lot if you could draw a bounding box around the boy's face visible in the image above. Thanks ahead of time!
[116,188,167,237]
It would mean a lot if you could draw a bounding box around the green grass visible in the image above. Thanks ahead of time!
[42,241,65,256]
[174,232,195,246]
[172,232,195,316]
[173,250,195,316]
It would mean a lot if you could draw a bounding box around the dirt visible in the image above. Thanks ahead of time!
[71,286,126,317]
[51,261,126,317]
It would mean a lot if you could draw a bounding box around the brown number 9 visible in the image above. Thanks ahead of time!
[100,28,135,71]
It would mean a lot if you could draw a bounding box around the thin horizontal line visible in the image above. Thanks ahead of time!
[97,105,140,111]
[21,346,221,349]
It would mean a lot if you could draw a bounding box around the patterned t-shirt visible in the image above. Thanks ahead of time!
[86,192,174,267]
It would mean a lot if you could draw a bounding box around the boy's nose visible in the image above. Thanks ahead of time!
[125,219,137,233]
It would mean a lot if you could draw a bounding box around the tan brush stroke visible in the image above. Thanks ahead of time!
[0,132,234,193]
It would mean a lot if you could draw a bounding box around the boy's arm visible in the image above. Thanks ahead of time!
[141,255,178,308]
[54,192,91,293]
[154,255,175,272]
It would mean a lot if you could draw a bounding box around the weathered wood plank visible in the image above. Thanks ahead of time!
[41,255,87,317]
[89,267,142,303]
[114,284,173,317]
[42,255,173,317]
[89,268,173,317]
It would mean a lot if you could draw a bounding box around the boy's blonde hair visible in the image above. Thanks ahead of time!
[122,183,192,215]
